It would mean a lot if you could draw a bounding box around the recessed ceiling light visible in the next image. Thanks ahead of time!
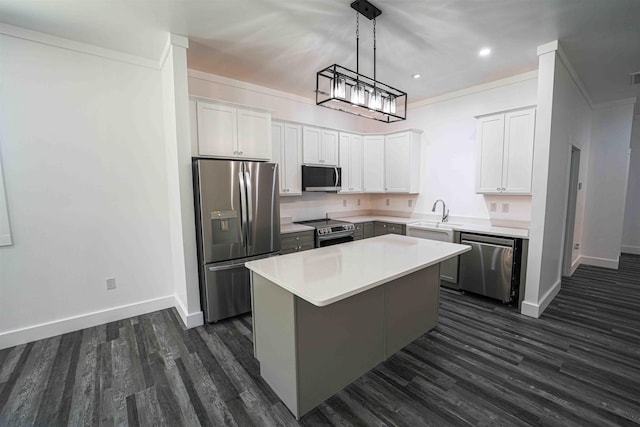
[479,47,492,57]
[412,74,421,79]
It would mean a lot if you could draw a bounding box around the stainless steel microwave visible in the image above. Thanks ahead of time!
[302,165,342,192]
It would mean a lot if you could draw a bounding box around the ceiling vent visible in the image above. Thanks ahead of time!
[631,71,640,85]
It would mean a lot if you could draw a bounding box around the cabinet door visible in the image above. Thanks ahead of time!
[283,123,303,195]
[321,129,339,166]
[303,126,322,165]
[385,132,412,193]
[339,133,363,193]
[502,108,535,194]
[476,114,505,194]
[362,135,385,193]
[374,222,389,236]
[237,109,271,160]
[363,222,375,238]
[271,122,285,193]
[197,102,237,157]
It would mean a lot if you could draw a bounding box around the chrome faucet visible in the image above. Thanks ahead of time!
[432,199,449,223]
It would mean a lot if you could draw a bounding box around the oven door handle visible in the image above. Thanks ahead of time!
[317,230,354,241]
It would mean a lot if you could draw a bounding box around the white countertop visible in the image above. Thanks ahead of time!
[338,215,418,225]
[246,234,470,307]
[335,215,529,239]
[280,223,315,234]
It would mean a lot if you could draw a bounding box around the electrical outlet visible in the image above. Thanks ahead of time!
[574,243,580,250]
[490,202,497,212]
[357,198,361,206]
[106,277,116,290]
[386,199,390,206]
[342,199,347,207]
[578,182,582,190]
[408,199,413,208]
[501,203,510,213]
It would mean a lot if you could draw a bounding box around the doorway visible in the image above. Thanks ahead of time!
[562,146,581,276]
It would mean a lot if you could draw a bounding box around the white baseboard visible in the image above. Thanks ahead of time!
[580,255,619,270]
[520,279,561,318]
[570,256,582,276]
[0,295,175,350]
[174,296,204,329]
[621,245,640,255]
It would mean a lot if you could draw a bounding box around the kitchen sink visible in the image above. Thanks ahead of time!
[407,221,462,234]
[407,221,461,284]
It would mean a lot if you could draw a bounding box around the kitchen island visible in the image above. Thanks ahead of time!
[245,234,470,418]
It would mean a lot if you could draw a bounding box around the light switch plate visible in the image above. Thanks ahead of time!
[342,199,347,207]
[408,200,413,208]
[490,202,497,212]
[386,199,390,206]
[501,203,510,213]
[106,277,116,290]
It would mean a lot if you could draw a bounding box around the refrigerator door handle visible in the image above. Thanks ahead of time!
[245,171,253,247]
[238,171,248,247]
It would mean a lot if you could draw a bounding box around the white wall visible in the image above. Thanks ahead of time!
[368,74,539,226]
[0,31,175,348]
[622,115,640,255]
[280,193,372,222]
[582,104,635,266]
[523,43,593,318]
[161,37,203,328]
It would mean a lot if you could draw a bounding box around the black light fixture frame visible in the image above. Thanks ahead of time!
[315,0,407,123]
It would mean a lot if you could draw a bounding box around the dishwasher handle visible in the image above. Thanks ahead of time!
[460,233,515,248]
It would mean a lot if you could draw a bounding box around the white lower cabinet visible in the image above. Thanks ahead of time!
[339,132,363,193]
[362,135,385,193]
[384,130,422,194]
[272,121,302,196]
[194,99,271,160]
[476,106,535,194]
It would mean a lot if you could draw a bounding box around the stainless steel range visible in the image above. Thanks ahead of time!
[295,218,356,247]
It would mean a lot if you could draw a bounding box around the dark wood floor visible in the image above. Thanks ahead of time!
[1,254,640,426]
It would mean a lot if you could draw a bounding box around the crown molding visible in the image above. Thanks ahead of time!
[0,22,162,69]
[592,97,637,110]
[407,70,538,110]
[187,69,316,105]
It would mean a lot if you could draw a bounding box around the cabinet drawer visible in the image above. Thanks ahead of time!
[281,231,315,252]
[387,224,405,235]
[374,222,405,236]
[354,224,364,241]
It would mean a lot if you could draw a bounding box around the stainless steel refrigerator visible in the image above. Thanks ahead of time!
[193,158,281,322]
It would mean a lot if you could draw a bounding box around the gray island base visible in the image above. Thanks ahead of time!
[252,264,440,418]
[245,234,470,419]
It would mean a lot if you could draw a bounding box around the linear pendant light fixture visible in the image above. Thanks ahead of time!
[316,0,407,123]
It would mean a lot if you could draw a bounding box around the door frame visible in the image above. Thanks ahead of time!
[562,145,581,276]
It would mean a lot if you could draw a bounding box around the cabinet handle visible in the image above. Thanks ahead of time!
[502,187,506,191]
[296,237,300,240]
[234,151,238,155]
[497,187,501,191]
[239,151,243,155]
[385,188,388,190]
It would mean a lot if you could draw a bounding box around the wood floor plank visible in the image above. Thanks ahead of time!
[1,254,640,426]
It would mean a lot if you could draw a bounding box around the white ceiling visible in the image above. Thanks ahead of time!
[1,0,639,104]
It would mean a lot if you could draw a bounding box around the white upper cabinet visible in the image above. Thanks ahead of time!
[384,130,422,194]
[272,121,302,196]
[195,100,271,160]
[362,135,385,193]
[237,109,272,160]
[303,126,338,166]
[476,107,536,194]
[339,132,363,193]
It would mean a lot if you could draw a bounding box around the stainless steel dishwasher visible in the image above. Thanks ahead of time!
[458,233,521,303]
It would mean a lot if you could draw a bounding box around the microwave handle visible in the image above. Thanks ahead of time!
[334,167,339,188]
